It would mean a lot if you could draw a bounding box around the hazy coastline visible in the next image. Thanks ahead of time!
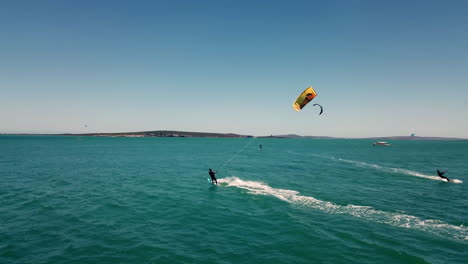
[1,130,467,140]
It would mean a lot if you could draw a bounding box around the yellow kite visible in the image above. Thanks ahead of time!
[292,87,317,112]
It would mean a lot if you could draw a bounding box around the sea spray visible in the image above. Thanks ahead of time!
[219,176,468,241]
[311,154,463,183]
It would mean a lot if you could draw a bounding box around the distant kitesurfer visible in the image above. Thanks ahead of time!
[209,168,217,184]
[436,170,450,182]
[259,144,262,150]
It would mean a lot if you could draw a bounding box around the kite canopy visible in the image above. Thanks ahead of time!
[312,104,323,115]
[292,87,317,111]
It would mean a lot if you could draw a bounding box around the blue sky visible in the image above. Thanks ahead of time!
[1,0,467,137]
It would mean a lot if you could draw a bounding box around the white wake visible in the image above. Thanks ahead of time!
[218,177,467,241]
[315,155,463,183]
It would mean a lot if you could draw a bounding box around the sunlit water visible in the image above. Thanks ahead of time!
[1,136,467,263]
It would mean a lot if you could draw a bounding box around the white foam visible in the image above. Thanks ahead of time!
[314,155,463,183]
[218,177,468,241]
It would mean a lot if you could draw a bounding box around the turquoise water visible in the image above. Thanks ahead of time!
[1,135,467,263]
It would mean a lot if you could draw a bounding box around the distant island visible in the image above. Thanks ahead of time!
[62,130,253,138]
[49,130,468,140]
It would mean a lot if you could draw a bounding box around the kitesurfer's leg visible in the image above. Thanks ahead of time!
[210,176,217,184]
[439,175,449,181]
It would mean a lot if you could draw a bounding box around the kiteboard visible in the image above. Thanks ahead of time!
[207,178,217,185]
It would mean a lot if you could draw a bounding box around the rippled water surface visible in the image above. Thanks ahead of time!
[1,136,467,263]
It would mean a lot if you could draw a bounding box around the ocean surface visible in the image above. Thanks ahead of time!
[1,135,467,264]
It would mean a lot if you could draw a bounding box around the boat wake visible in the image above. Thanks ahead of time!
[313,155,463,183]
[218,177,467,241]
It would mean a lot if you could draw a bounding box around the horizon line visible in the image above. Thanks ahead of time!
[1,130,467,140]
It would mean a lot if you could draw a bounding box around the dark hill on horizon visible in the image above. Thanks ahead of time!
[64,130,252,138]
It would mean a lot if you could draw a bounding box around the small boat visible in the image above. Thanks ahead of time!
[373,141,391,146]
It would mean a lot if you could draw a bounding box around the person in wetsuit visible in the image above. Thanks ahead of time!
[208,168,217,184]
[436,170,450,182]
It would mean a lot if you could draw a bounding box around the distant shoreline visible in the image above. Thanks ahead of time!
[1,130,467,140]
[65,130,252,138]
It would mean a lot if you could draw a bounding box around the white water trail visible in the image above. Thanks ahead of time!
[312,154,463,183]
[218,177,467,241]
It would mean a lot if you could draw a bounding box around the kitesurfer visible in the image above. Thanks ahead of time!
[208,168,217,184]
[436,170,450,182]
[259,144,263,150]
